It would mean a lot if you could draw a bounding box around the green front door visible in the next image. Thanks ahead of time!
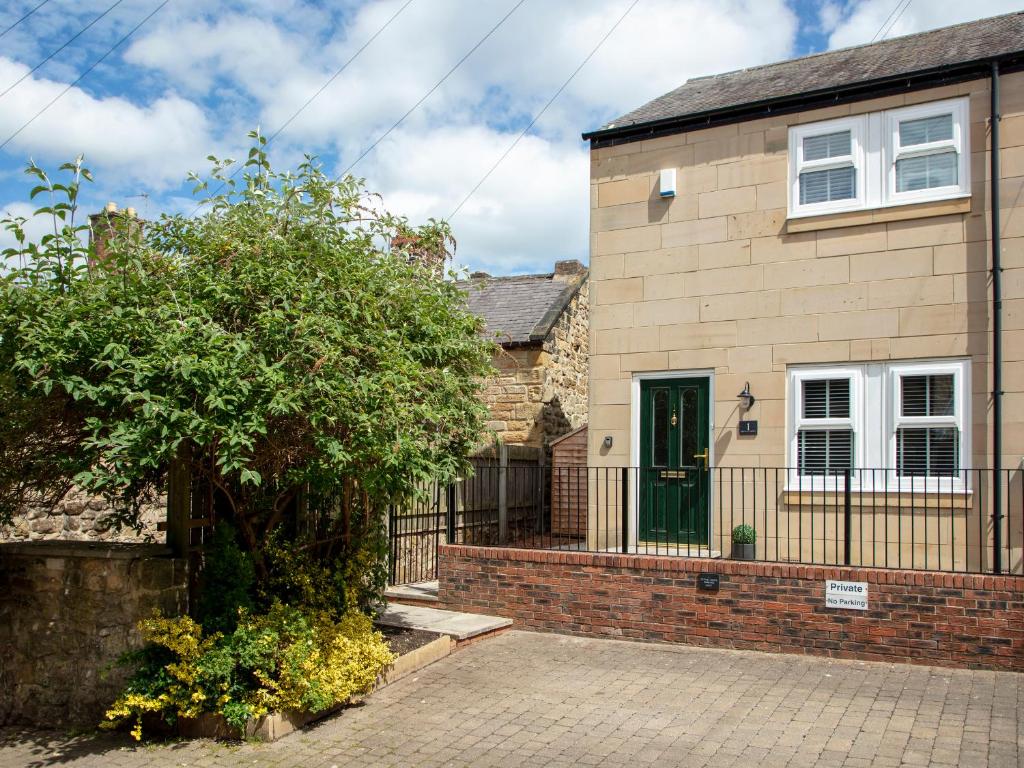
[639,377,710,545]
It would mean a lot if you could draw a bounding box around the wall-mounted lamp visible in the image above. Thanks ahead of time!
[602,435,614,449]
[737,382,756,411]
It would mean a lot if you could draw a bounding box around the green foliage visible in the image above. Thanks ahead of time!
[103,606,395,741]
[731,524,756,544]
[0,133,495,563]
[196,524,255,635]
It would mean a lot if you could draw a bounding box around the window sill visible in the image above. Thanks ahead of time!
[783,488,972,509]
[786,195,971,233]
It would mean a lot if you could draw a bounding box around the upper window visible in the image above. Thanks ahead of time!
[886,99,969,206]
[790,117,865,216]
[788,97,970,218]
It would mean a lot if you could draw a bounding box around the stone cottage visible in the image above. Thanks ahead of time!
[462,259,589,448]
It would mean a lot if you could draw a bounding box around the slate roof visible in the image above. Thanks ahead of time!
[460,270,586,346]
[585,12,1024,142]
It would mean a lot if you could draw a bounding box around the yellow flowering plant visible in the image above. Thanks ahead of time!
[102,605,395,740]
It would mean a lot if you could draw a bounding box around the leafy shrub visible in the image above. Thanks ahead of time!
[196,524,255,634]
[103,605,395,740]
[731,524,756,544]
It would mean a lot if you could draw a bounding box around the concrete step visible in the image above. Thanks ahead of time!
[384,580,439,604]
[377,603,511,642]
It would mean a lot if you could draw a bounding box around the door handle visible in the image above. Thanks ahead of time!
[693,449,708,467]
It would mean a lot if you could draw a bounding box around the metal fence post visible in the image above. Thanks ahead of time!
[445,482,457,544]
[387,505,397,584]
[498,443,508,544]
[993,468,1003,575]
[843,467,852,566]
[621,467,629,554]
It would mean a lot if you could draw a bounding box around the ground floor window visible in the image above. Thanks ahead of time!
[787,359,969,489]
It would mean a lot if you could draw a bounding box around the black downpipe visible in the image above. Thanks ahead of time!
[990,62,1003,574]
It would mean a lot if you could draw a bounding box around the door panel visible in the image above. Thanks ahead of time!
[640,377,710,545]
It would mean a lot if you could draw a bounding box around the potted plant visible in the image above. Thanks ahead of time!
[731,524,756,560]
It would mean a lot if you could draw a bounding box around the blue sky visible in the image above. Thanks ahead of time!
[0,0,1019,274]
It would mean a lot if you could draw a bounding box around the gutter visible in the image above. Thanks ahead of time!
[583,53,1024,148]
[990,62,1003,574]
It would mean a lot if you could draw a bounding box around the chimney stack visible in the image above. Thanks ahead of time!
[89,202,142,264]
[553,259,586,280]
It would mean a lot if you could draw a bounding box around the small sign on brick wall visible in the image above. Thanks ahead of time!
[825,580,868,610]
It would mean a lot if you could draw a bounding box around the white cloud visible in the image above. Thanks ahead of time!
[361,124,589,275]
[823,1,1021,49]
[0,57,217,189]
[1,0,801,274]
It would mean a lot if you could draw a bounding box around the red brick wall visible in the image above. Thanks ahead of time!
[438,545,1024,671]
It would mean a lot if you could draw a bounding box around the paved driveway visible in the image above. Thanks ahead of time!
[1,631,1021,768]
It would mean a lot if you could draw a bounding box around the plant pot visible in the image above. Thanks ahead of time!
[731,542,755,560]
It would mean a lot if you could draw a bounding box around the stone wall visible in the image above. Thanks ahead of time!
[439,544,1024,672]
[0,541,188,727]
[480,276,589,448]
[482,346,547,446]
[1,489,165,544]
[541,278,589,445]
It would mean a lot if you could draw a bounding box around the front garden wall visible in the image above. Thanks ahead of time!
[0,541,188,727]
[438,545,1024,671]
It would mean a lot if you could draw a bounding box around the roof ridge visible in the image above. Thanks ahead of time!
[591,11,1024,138]
[705,9,1024,82]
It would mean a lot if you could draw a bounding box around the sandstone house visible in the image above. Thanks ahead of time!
[583,13,1024,572]
[461,259,589,449]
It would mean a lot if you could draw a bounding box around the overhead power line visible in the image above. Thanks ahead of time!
[871,0,912,43]
[449,0,640,220]
[0,0,126,101]
[0,0,171,153]
[337,0,527,180]
[190,0,415,216]
[0,0,52,40]
[881,0,913,40]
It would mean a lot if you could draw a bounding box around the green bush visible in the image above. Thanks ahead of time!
[196,524,255,634]
[731,524,756,545]
[102,605,395,741]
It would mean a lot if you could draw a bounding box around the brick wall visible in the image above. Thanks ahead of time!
[438,544,1024,671]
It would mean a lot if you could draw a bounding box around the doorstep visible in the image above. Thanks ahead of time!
[376,603,512,643]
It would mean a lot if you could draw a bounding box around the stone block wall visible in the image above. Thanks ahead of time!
[480,277,589,448]
[541,278,589,445]
[0,541,188,727]
[1,489,165,544]
[482,346,547,445]
[587,73,1024,471]
[439,544,1024,672]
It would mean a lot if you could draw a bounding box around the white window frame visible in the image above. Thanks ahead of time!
[887,359,969,490]
[786,359,970,492]
[788,366,863,489]
[787,96,970,219]
[788,116,867,217]
[884,98,970,206]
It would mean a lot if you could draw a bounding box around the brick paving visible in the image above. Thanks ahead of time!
[1,631,1021,768]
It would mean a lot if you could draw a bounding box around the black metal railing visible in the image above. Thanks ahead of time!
[421,465,1023,577]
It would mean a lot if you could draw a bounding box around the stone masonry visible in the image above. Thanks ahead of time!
[0,541,188,727]
[473,262,589,448]
[1,489,164,544]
